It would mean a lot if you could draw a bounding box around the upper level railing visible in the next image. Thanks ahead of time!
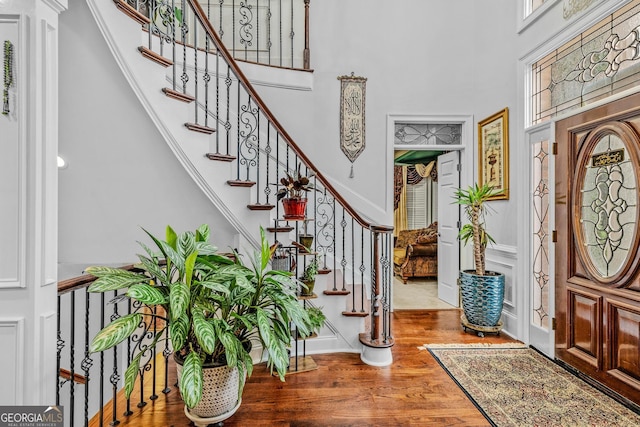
[122,0,311,69]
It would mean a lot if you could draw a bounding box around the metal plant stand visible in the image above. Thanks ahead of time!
[460,313,503,338]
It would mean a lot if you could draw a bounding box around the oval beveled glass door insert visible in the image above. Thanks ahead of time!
[579,133,637,279]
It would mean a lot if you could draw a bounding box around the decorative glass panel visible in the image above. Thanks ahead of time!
[532,140,550,329]
[531,0,640,125]
[580,135,637,278]
[394,123,462,146]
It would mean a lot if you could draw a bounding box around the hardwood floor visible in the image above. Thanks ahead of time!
[100,310,518,426]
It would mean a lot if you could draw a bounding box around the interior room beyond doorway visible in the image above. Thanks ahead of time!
[393,149,455,310]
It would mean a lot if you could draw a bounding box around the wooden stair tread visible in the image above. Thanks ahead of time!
[114,0,150,25]
[247,204,275,211]
[227,180,256,187]
[206,153,236,162]
[138,46,173,67]
[317,268,332,275]
[324,290,350,296]
[185,122,216,134]
[342,310,368,317]
[162,88,195,103]
[266,226,294,233]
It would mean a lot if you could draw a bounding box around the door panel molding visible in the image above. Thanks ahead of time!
[566,287,602,367]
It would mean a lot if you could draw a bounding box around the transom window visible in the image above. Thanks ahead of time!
[531,0,640,125]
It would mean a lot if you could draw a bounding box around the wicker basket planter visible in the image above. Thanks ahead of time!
[175,358,241,419]
[459,270,505,327]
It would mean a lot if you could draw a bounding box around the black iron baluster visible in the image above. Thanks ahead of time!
[193,12,199,125]
[171,0,177,91]
[69,291,76,427]
[267,1,272,65]
[82,290,94,427]
[215,41,220,153]
[162,325,171,394]
[279,0,282,67]
[256,0,260,62]
[264,124,272,205]
[56,295,63,407]
[341,208,349,306]
[124,297,133,417]
[150,306,158,401]
[333,197,339,290]
[225,65,231,155]
[351,217,358,312]
[235,82,241,180]
[204,31,210,129]
[110,291,120,426]
[289,0,294,67]
[219,0,224,42]
[255,105,261,203]
[360,226,365,313]
[181,0,188,94]
[232,0,236,58]
[99,293,105,427]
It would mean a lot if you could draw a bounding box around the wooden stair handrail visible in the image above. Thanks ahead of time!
[186,0,392,233]
[57,264,137,295]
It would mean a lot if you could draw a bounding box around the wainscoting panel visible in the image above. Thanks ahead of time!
[486,244,518,337]
[0,15,26,289]
[0,318,25,404]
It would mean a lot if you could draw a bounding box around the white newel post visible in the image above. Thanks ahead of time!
[0,0,67,406]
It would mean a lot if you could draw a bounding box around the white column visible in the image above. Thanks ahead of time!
[0,0,67,405]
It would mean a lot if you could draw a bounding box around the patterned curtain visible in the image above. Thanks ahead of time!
[394,166,408,235]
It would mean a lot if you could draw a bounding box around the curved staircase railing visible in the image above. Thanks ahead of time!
[113,0,394,351]
[118,0,311,69]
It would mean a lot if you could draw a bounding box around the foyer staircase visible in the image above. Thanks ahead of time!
[86,0,394,360]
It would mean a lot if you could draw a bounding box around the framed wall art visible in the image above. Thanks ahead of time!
[478,107,509,200]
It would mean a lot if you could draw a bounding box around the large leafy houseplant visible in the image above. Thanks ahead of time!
[87,225,315,409]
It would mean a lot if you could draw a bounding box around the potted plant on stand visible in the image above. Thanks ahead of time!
[86,225,316,426]
[299,256,319,296]
[275,163,317,220]
[454,183,505,337]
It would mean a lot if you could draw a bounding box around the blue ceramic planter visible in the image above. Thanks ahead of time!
[459,270,505,326]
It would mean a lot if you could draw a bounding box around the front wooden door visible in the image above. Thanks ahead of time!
[556,92,640,405]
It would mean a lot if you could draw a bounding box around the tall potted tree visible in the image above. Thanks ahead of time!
[454,183,505,334]
[87,225,322,424]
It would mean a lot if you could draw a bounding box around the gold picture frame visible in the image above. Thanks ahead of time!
[478,107,509,200]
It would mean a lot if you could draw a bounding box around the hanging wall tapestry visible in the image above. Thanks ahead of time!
[3,40,14,116]
[338,72,367,178]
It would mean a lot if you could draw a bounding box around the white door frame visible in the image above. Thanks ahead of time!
[386,114,475,309]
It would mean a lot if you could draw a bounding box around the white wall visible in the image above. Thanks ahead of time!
[58,1,236,266]
[252,0,519,247]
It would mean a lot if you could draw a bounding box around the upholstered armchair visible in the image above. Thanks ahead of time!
[393,222,438,283]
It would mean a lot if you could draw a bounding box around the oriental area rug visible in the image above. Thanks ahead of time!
[425,344,640,427]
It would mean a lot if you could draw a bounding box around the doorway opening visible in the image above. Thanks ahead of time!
[387,115,474,311]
